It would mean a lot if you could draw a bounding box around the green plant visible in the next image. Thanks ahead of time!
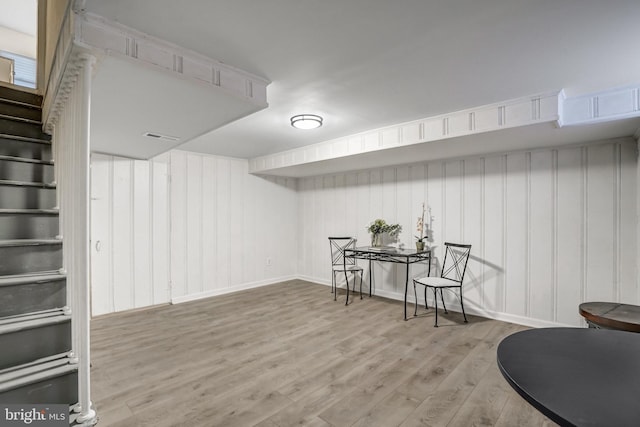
[367,219,402,236]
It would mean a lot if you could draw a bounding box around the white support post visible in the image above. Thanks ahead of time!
[75,52,96,424]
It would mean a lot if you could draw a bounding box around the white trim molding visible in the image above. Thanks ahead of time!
[171,276,298,305]
[74,12,268,107]
[249,91,562,175]
[249,85,640,176]
[561,84,640,127]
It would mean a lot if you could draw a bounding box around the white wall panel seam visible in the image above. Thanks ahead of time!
[167,155,173,301]
[149,160,155,304]
[525,152,531,317]
[108,156,115,313]
[199,155,204,293]
[581,146,588,303]
[130,161,136,308]
[501,155,507,313]
[615,143,621,302]
[460,160,465,243]
[552,150,559,322]
[184,154,189,295]
[480,157,486,309]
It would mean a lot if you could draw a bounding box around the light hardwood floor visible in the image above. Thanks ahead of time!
[90,280,555,426]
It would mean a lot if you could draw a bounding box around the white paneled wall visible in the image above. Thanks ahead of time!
[90,153,171,316]
[298,138,638,327]
[169,151,298,302]
[90,151,298,315]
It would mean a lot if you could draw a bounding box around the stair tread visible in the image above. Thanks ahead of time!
[0,154,53,165]
[0,179,55,188]
[0,113,41,125]
[0,87,42,107]
[0,356,76,392]
[0,133,51,144]
[0,96,42,110]
[0,309,70,332]
[0,208,58,215]
[0,352,71,377]
[0,238,62,247]
[0,271,65,286]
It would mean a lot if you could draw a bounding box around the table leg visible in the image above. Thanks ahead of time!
[404,261,410,321]
[344,255,350,306]
[369,258,373,297]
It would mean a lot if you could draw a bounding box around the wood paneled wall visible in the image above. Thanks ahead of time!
[90,151,298,315]
[90,153,171,316]
[297,138,638,327]
[91,138,637,327]
[168,151,298,303]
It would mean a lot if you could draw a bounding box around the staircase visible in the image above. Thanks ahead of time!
[0,86,78,406]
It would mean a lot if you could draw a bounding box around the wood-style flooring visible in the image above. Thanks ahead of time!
[90,280,555,426]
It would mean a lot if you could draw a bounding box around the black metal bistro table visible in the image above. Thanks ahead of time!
[497,327,640,427]
[343,246,431,320]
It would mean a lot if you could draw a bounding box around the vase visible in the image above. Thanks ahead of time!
[371,233,383,247]
[415,241,425,251]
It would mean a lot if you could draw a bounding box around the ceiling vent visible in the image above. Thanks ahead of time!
[143,132,180,142]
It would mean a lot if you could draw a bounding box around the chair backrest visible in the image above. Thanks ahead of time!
[440,242,472,284]
[328,237,357,267]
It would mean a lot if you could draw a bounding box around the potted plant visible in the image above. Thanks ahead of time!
[415,203,428,251]
[367,219,402,247]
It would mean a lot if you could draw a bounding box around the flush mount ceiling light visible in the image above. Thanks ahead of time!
[290,114,323,130]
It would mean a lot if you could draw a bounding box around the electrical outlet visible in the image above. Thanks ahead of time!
[266,257,272,266]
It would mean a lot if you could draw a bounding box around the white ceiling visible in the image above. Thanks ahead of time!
[83,0,640,160]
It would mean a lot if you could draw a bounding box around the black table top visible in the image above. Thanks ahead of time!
[497,327,640,427]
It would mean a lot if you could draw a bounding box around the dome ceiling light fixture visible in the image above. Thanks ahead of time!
[291,114,323,130]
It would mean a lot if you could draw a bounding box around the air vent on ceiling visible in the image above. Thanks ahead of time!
[143,132,180,142]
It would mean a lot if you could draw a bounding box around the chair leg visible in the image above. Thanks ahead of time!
[332,272,337,301]
[424,287,428,309]
[413,281,418,317]
[459,286,468,323]
[432,287,439,327]
[359,272,363,299]
[440,288,448,314]
[345,272,350,306]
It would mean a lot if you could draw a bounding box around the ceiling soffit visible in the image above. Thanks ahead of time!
[74,12,269,159]
[250,85,640,177]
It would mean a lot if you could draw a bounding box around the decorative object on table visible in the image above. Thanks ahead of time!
[412,242,471,327]
[415,202,428,251]
[366,219,402,247]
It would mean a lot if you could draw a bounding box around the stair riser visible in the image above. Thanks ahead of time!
[0,280,66,317]
[0,214,58,239]
[0,160,54,183]
[0,138,51,160]
[0,102,41,122]
[0,87,41,107]
[0,245,62,276]
[0,370,77,404]
[0,118,47,140]
[0,186,56,209]
[0,320,71,370]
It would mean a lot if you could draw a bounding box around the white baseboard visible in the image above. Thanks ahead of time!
[296,275,574,329]
[171,275,297,304]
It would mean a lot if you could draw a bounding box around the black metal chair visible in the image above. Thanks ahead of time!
[328,237,363,305]
[413,242,471,327]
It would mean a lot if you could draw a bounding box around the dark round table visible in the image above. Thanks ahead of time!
[497,328,640,427]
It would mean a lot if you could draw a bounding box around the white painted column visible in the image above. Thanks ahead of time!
[75,52,96,423]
